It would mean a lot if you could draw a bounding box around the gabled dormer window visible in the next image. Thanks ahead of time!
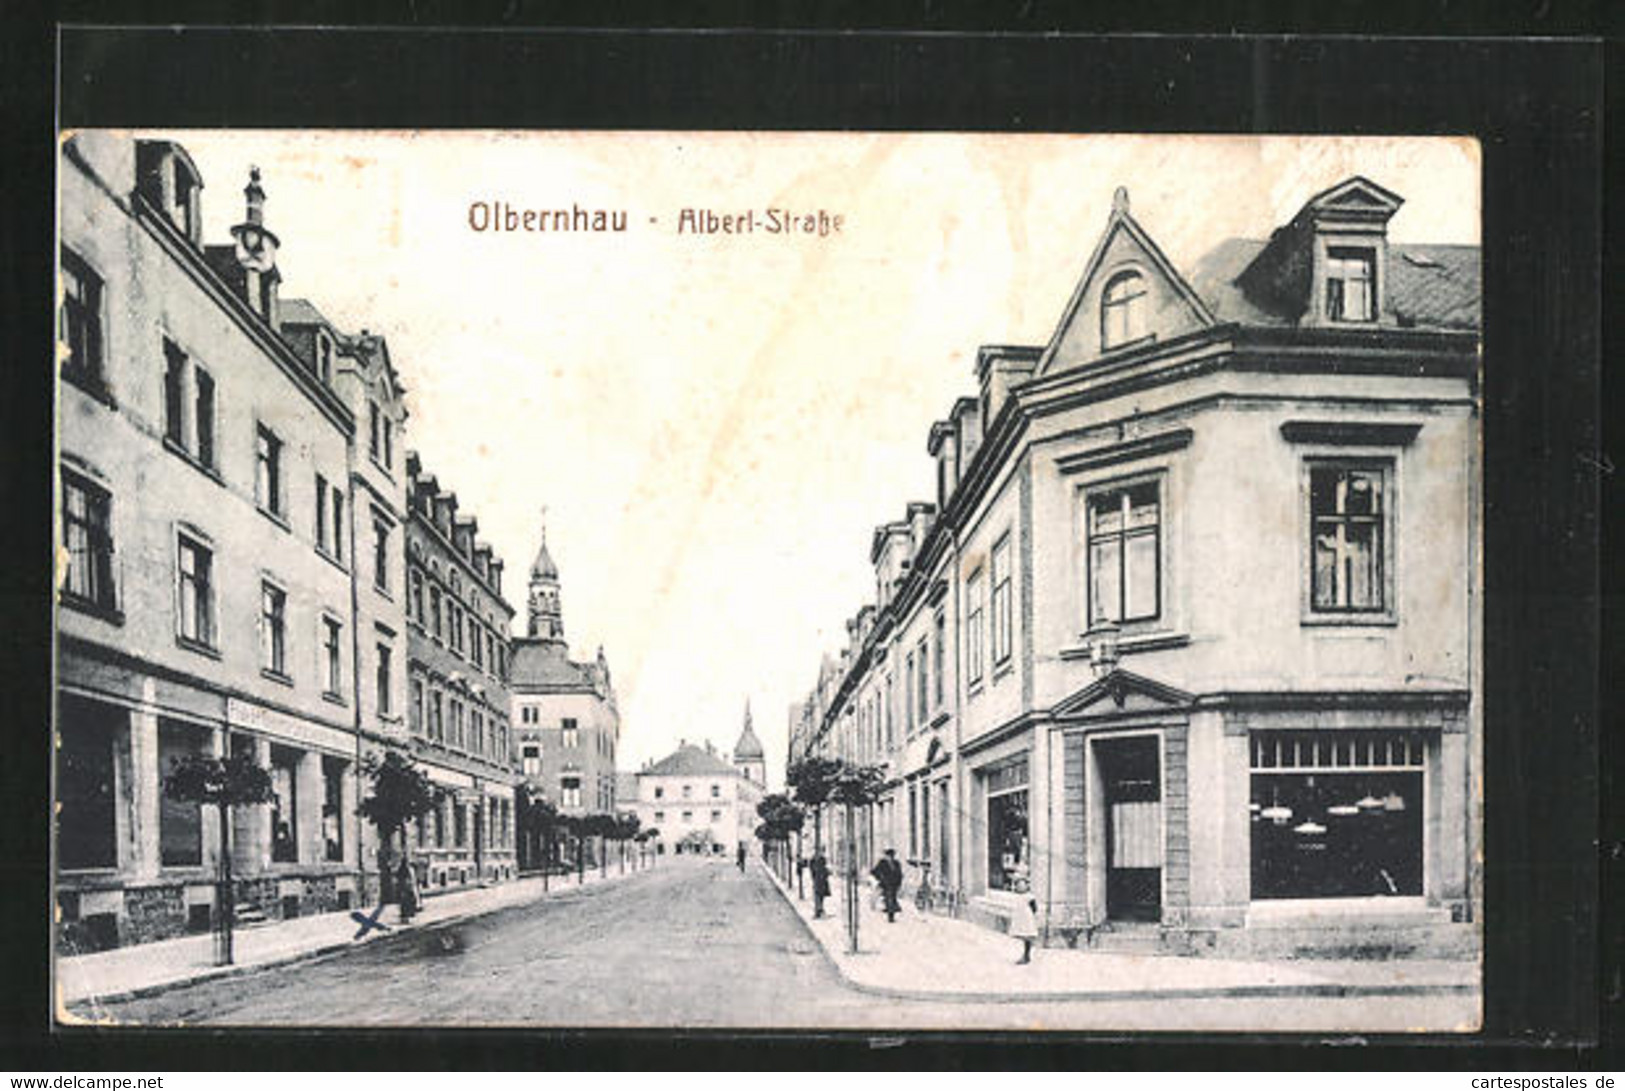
[1101,270,1148,349]
[1325,247,1376,323]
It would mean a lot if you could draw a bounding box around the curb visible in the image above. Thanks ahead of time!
[61,866,653,1013]
[756,864,1477,1006]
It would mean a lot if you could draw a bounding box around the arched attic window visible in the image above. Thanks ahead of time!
[1101,270,1148,350]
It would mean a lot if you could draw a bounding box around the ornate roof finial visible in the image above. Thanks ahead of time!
[1112,186,1130,214]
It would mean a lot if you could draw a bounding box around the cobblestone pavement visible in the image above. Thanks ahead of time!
[73,859,1478,1032]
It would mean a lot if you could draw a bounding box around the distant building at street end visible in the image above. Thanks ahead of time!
[628,711,768,857]
[509,518,621,869]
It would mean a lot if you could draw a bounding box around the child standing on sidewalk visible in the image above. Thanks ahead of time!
[1009,877,1038,964]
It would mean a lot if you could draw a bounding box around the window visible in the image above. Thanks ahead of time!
[410,679,425,734]
[1250,730,1423,899]
[255,425,284,517]
[315,475,330,555]
[471,622,485,668]
[258,582,288,676]
[193,368,215,468]
[163,340,186,447]
[331,489,344,559]
[454,803,467,847]
[1325,247,1376,322]
[434,802,445,847]
[916,637,929,724]
[681,811,693,823]
[1310,464,1387,613]
[158,720,204,867]
[983,756,1030,892]
[450,604,464,654]
[654,786,665,799]
[383,418,393,469]
[430,586,443,639]
[321,616,343,696]
[522,745,541,777]
[371,512,390,593]
[376,642,393,715]
[710,810,722,822]
[429,690,444,742]
[904,653,916,734]
[368,402,381,461]
[710,783,720,799]
[653,810,665,823]
[450,699,464,748]
[271,747,300,863]
[59,248,105,391]
[409,569,424,625]
[991,535,1013,666]
[965,571,985,685]
[61,470,116,613]
[1087,481,1161,626]
[883,676,895,749]
[176,533,214,648]
[562,720,579,748]
[317,334,333,385]
[681,784,692,800]
[933,611,946,708]
[561,776,582,809]
[1101,270,1148,349]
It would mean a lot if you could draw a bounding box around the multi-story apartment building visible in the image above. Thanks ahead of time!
[798,177,1481,958]
[403,455,519,890]
[510,523,621,870]
[55,135,378,949]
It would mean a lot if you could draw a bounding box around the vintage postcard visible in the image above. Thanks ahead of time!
[54,130,1481,1032]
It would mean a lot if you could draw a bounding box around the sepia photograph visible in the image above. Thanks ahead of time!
[53,128,1483,1033]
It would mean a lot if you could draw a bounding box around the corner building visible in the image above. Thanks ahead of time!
[800,177,1481,958]
[55,135,382,948]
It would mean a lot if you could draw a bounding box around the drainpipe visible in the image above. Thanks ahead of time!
[346,465,369,907]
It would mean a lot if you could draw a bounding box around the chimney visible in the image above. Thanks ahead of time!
[229,166,282,324]
[975,346,1040,434]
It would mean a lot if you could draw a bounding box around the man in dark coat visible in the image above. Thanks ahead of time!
[809,851,832,918]
[870,848,904,922]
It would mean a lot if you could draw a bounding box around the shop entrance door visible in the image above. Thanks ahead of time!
[1097,736,1162,922]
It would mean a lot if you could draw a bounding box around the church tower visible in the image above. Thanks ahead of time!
[527,514,564,641]
[732,699,766,786]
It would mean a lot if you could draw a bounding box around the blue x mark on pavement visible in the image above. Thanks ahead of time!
[350,902,392,940]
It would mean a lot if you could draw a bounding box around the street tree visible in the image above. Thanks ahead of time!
[828,759,888,955]
[517,788,560,890]
[357,750,441,905]
[754,793,804,884]
[785,755,842,854]
[162,749,275,966]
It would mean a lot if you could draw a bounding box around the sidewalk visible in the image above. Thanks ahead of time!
[59,862,650,1013]
[761,864,1478,1004]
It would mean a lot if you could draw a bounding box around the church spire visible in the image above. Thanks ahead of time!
[732,697,766,783]
[527,509,564,640]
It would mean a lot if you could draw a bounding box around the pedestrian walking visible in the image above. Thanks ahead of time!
[1009,877,1039,964]
[869,847,904,923]
[736,844,747,871]
[809,851,832,919]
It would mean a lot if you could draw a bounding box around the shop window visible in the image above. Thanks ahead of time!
[61,469,117,614]
[983,756,1030,891]
[454,803,467,847]
[59,247,105,393]
[1309,464,1388,614]
[322,756,346,862]
[1087,480,1160,626]
[1101,270,1148,349]
[1325,247,1376,322]
[56,694,122,871]
[1249,731,1424,900]
[270,747,300,863]
[158,719,205,867]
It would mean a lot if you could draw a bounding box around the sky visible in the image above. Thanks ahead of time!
[154,131,1479,784]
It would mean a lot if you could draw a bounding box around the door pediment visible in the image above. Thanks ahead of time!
[1052,668,1192,719]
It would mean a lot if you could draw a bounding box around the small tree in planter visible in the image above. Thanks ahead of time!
[356,750,441,910]
[163,749,275,966]
[829,761,888,955]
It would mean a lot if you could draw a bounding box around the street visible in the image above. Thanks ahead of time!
[73,860,1478,1032]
